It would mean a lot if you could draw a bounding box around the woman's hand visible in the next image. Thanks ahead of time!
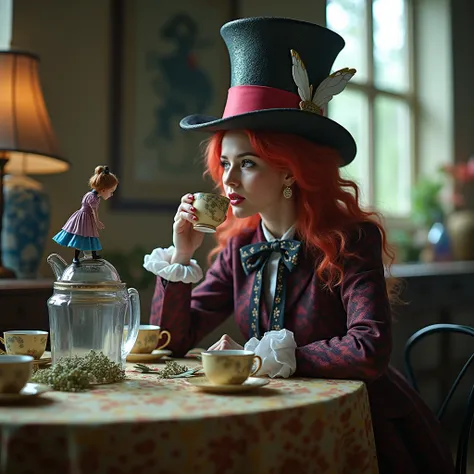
[97,221,105,230]
[207,334,244,351]
[171,193,205,264]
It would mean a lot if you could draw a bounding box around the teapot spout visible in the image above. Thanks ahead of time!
[47,253,68,280]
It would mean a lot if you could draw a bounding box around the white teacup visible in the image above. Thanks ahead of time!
[0,355,33,394]
[201,350,262,385]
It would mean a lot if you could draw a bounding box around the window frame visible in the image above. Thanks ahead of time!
[327,0,418,221]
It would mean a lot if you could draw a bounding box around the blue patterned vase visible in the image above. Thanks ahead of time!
[427,221,452,262]
[1,175,50,278]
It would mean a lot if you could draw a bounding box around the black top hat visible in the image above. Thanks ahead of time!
[180,17,357,166]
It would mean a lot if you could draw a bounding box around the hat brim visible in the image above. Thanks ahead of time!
[179,109,356,166]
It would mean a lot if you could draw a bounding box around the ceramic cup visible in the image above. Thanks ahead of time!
[0,330,48,360]
[201,350,262,385]
[0,355,33,394]
[192,193,230,233]
[125,325,172,354]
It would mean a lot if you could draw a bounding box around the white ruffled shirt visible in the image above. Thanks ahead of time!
[143,223,298,377]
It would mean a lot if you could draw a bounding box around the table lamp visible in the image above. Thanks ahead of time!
[0,50,70,279]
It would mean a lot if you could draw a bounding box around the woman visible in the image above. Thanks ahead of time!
[144,17,454,473]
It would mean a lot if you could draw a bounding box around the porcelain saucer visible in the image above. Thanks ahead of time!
[185,377,269,393]
[33,352,52,366]
[0,352,51,366]
[0,383,51,402]
[126,349,172,363]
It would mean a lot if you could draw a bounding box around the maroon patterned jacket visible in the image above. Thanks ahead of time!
[150,222,454,473]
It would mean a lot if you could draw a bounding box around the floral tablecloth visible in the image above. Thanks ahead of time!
[0,361,378,474]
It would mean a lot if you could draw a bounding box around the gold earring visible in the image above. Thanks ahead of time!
[283,186,292,199]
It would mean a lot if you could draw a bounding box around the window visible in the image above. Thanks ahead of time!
[0,0,12,49]
[327,0,414,217]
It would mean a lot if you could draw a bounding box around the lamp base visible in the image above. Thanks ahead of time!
[2,174,50,279]
[0,265,16,279]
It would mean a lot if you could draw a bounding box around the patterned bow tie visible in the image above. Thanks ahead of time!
[240,239,301,338]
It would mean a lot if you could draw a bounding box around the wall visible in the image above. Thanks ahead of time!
[414,0,453,180]
[451,0,474,206]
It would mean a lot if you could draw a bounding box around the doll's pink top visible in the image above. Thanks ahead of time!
[62,191,100,238]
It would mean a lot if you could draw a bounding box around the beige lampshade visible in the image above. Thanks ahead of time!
[0,50,70,174]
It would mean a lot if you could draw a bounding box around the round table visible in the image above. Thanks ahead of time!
[0,360,379,474]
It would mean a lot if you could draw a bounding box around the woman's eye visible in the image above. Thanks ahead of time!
[220,161,230,169]
[241,159,255,168]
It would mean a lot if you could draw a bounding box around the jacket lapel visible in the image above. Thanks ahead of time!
[284,241,316,313]
[252,224,270,331]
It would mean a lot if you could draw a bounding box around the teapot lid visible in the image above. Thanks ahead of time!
[53,259,127,291]
[47,254,127,290]
[59,258,122,283]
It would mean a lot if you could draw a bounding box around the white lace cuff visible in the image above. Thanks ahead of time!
[143,246,203,284]
[244,329,297,378]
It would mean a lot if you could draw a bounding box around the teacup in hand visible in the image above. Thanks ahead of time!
[192,192,230,233]
[201,350,262,385]
[0,355,33,394]
[0,330,48,360]
[126,325,172,354]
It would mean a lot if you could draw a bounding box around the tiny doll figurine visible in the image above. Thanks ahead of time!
[52,165,119,264]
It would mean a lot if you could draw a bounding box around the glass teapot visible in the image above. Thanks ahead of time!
[46,253,140,368]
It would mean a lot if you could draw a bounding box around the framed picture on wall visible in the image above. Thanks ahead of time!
[109,0,238,211]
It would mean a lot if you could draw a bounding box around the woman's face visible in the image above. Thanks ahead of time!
[99,185,117,200]
[220,131,289,220]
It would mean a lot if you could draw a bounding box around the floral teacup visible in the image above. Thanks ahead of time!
[192,192,230,233]
[201,350,262,385]
[125,325,171,354]
[0,330,48,360]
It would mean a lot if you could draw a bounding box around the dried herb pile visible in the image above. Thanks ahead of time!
[31,350,125,392]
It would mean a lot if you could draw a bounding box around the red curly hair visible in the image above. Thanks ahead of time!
[204,130,396,294]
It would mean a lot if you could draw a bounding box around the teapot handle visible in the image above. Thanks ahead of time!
[122,288,140,360]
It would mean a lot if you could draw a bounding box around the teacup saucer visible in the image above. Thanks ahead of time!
[0,383,51,402]
[126,349,172,363]
[185,377,269,393]
[0,352,51,366]
[33,352,52,366]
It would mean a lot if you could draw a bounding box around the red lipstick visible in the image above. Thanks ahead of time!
[228,192,245,206]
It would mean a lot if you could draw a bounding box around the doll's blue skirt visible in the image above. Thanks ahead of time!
[52,230,102,251]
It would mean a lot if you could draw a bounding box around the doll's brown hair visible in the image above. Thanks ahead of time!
[88,165,119,191]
